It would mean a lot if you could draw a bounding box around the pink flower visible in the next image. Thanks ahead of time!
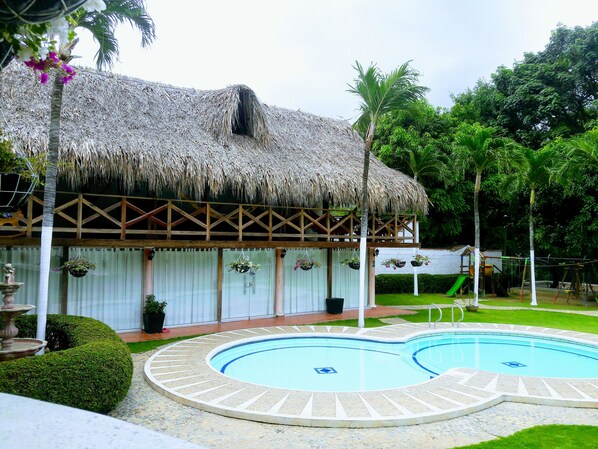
[40,73,49,84]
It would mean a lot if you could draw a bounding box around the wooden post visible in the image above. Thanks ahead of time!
[368,247,376,308]
[274,248,284,316]
[60,246,69,314]
[143,248,154,299]
[217,248,223,322]
[327,248,333,299]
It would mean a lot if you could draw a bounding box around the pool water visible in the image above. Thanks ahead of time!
[209,333,598,392]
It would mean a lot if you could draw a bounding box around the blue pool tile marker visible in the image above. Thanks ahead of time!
[502,361,527,368]
[314,367,337,374]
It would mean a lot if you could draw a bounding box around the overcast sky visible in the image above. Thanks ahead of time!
[75,0,597,122]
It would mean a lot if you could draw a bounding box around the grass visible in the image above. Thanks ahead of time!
[454,425,598,448]
[127,334,202,353]
[403,308,598,333]
[376,293,455,306]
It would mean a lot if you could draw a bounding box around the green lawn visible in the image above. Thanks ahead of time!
[127,334,202,353]
[454,425,598,448]
[376,292,455,306]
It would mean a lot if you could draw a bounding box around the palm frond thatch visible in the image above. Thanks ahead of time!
[0,63,428,213]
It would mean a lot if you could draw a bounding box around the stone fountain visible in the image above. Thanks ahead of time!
[0,263,46,361]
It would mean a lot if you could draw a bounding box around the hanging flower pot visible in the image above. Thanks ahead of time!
[294,257,321,271]
[411,254,430,267]
[68,268,89,278]
[341,256,360,270]
[381,258,406,270]
[54,257,96,277]
[228,254,261,274]
[0,0,88,24]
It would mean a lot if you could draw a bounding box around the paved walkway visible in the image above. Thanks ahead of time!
[119,306,414,343]
[144,322,598,427]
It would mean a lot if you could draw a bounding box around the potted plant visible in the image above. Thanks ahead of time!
[228,254,261,273]
[464,298,479,312]
[143,294,167,334]
[341,256,360,270]
[411,254,430,267]
[381,258,406,269]
[0,129,38,212]
[294,257,321,271]
[55,257,96,277]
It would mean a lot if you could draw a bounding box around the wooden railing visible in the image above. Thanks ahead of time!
[0,192,418,248]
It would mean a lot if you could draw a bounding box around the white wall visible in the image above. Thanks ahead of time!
[375,246,503,275]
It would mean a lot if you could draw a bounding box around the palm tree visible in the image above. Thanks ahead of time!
[36,0,155,345]
[454,123,504,306]
[507,145,553,305]
[406,144,447,184]
[347,61,427,327]
[557,128,598,189]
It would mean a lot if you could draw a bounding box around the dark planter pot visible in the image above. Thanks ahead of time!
[466,305,479,312]
[0,172,35,212]
[394,261,406,268]
[300,263,314,271]
[143,312,165,334]
[325,297,344,314]
[348,261,360,270]
[235,265,250,273]
[68,268,88,278]
[411,261,423,267]
[0,0,88,24]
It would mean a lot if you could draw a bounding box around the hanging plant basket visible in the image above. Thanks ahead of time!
[68,268,89,278]
[294,257,321,272]
[381,258,405,269]
[341,256,360,270]
[0,172,35,212]
[0,0,88,24]
[228,254,261,274]
[411,260,423,267]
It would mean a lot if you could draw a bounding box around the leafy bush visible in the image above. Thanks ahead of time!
[0,315,132,414]
[376,274,462,294]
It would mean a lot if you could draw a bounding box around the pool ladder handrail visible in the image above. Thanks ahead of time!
[451,301,464,328]
[428,303,443,328]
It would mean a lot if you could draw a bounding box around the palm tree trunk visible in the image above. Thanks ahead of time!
[358,123,374,328]
[473,171,481,306]
[36,74,64,349]
[529,188,537,305]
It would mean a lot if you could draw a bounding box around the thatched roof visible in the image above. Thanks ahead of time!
[0,63,428,213]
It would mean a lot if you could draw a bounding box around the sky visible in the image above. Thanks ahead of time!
[75,0,598,122]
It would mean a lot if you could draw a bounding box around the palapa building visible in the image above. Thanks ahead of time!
[0,63,427,332]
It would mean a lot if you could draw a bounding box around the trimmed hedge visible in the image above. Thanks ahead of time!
[376,274,463,294]
[0,314,132,413]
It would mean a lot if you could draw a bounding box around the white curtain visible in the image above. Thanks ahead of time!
[153,249,217,326]
[0,246,62,313]
[283,249,327,314]
[67,248,143,331]
[332,249,363,309]
[222,249,275,320]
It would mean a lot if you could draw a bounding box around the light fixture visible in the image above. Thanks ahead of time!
[148,248,156,261]
[374,248,379,257]
[280,249,287,258]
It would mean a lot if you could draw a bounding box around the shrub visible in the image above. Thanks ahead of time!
[0,314,132,414]
[376,274,462,294]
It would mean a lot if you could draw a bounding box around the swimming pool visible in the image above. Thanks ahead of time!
[210,333,598,392]
[145,323,598,427]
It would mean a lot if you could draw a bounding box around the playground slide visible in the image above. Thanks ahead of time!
[446,274,469,297]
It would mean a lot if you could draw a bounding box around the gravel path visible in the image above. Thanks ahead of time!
[110,351,598,449]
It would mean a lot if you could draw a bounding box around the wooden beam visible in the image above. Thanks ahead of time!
[274,248,284,316]
[216,248,223,322]
[327,248,333,299]
[368,247,376,308]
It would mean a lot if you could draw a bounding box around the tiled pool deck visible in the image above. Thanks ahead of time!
[144,322,598,428]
